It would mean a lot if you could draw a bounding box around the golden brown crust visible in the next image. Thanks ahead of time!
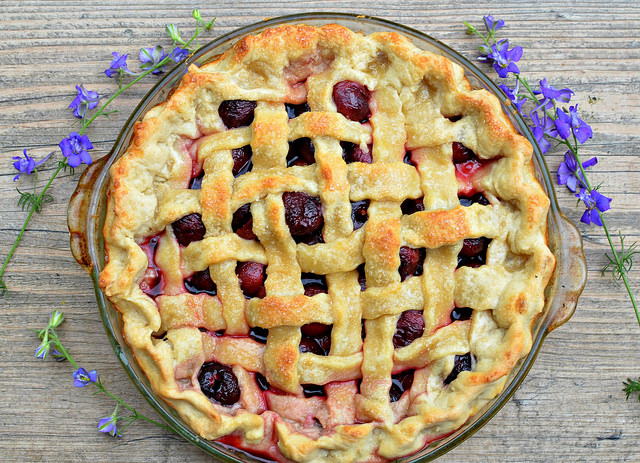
[99,23,555,462]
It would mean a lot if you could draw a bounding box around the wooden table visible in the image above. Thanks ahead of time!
[1,1,639,461]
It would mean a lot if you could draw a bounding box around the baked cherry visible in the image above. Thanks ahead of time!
[450,307,473,322]
[185,268,217,295]
[401,198,425,215]
[457,237,490,268]
[399,246,426,281]
[357,264,366,291]
[302,273,328,296]
[332,81,371,122]
[232,145,253,177]
[403,151,417,168]
[219,100,257,129]
[445,114,463,122]
[286,138,315,167]
[452,142,476,164]
[285,102,310,119]
[232,204,257,241]
[236,261,267,298]
[282,192,323,238]
[255,372,270,391]
[459,193,490,207]
[198,362,241,406]
[172,213,206,247]
[342,142,373,164]
[189,173,203,190]
[299,336,331,356]
[249,326,268,344]
[140,267,161,297]
[389,370,414,402]
[351,200,369,231]
[393,310,425,348]
[301,323,332,337]
[302,384,326,398]
[444,353,473,385]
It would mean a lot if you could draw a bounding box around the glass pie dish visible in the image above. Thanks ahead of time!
[67,12,587,463]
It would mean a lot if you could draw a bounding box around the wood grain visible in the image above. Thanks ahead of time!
[1,1,639,462]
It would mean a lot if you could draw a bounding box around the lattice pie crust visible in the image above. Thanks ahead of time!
[99,24,555,462]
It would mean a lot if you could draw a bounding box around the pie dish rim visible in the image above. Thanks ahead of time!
[67,12,587,463]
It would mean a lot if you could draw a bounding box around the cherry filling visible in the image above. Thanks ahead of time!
[139,235,163,297]
[219,99,257,129]
[249,326,268,344]
[232,204,258,241]
[357,264,367,291]
[390,370,414,402]
[299,323,332,356]
[232,145,253,177]
[236,261,267,298]
[302,384,326,398]
[189,173,204,190]
[459,193,490,207]
[392,310,425,348]
[332,81,371,122]
[198,362,241,406]
[401,197,425,215]
[285,102,310,119]
[301,273,328,297]
[172,213,206,247]
[286,138,315,167]
[282,192,324,244]
[452,142,476,164]
[185,268,217,296]
[255,372,270,391]
[443,353,473,386]
[444,114,463,122]
[351,200,369,231]
[450,307,473,322]
[398,246,426,281]
[341,142,373,164]
[403,151,417,168]
[457,237,490,268]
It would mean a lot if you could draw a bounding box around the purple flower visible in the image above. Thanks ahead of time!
[69,84,100,119]
[555,104,593,144]
[169,47,189,63]
[139,45,167,74]
[98,415,120,437]
[529,111,558,154]
[12,149,53,181]
[35,342,49,360]
[105,52,131,78]
[557,151,597,192]
[483,15,505,33]
[59,132,94,168]
[575,188,611,226]
[478,39,523,78]
[73,367,98,387]
[533,78,574,111]
[499,80,526,115]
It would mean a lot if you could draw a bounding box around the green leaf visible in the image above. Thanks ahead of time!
[623,378,640,401]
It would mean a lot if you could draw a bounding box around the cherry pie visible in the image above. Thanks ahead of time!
[99,24,555,462]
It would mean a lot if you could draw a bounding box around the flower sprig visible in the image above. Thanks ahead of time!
[465,15,638,398]
[35,310,171,437]
[0,10,215,297]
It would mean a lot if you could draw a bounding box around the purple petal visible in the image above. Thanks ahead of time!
[582,157,598,169]
[580,209,591,225]
[592,190,612,213]
[590,209,603,226]
[574,124,593,144]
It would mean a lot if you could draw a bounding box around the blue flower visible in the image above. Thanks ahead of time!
[98,415,120,437]
[73,367,98,387]
[169,47,189,63]
[557,151,597,192]
[575,188,611,226]
[69,84,100,119]
[35,341,50,360]
[483,15,505,33]
[105,52,132,78]
[533,78,573,111]
[12,149,53,181]
[59,132,94,168]
[555,104,593,144]
[499,80,526,115]
[529,111,558,154]
[139,45,167,74]
[478,39,523,78]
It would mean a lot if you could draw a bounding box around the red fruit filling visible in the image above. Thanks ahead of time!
[450,307,473,322]
[389,370,414,402]
[302,384,326,398]
[342,141,373,164]
[172,213,206,247]
[249,326,268,344]
[457,237,490,268]
[403,151,417,168]
[459,193,490,207]
[185,268,217,296]
[286,138,315,167]
[198,362,241,406]
[285,102,311,119]
[393,310,425,348]
[301,273,328,296]
[236,261,267,298]
[219,100,257,129]
[401,197,425,215]
[282,192,324,244]
[332,81,371,122]
[232,204,258,241]
[398,246,426,281]
[351,200,369,231]
[444,353,473,385]
[357,264,367,291]
[232,145,253,177]
[139,235,163,297]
